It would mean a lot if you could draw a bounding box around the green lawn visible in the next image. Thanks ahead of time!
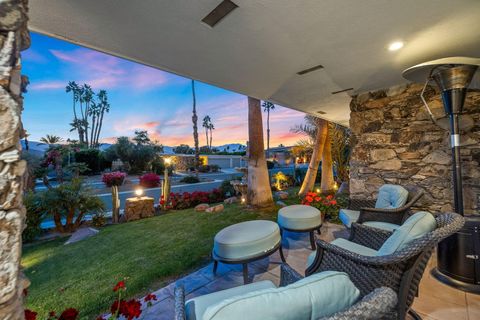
[22,200,290,319]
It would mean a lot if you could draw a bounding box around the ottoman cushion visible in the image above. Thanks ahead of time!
[214,220,281,260]
[278,205,322,230]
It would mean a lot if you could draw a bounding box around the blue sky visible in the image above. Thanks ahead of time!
[22,32,306,146]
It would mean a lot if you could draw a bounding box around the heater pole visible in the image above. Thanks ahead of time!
[449,113,464,215]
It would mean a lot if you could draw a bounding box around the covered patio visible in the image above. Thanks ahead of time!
[1,0,480,319]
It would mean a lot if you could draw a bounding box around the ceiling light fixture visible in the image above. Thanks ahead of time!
[202,0,238,28]
[297,64,324,75]
[388,41,404,51]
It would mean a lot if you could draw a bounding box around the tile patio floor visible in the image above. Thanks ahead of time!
[142,222,480,320]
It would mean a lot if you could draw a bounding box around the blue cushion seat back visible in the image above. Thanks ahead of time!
[375,184,409,209]
[202,271,360,320]
[377,211,436,256]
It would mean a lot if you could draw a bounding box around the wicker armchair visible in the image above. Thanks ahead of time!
[348,189,424,227]
[174,264,398,320]
[305,212,464,320]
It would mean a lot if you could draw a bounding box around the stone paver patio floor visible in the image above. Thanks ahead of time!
[141,222,480,320]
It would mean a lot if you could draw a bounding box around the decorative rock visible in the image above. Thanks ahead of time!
[371,159,402,170]
[223,197,238,205]
[422,150,451,165]
[65,228,99,245]
[386,84,407,97]
[206,204,224,213]
[195,203,210,211]
[370,149,396,161]
[275,191,289,200]
[124,197,155,221]
[276,201,287,207]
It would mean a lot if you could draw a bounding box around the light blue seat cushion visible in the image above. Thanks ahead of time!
[306,238,377,268]
[213,220,281,260]
[278,205,322,230]
[363,221,400,232]
[377,211,436,256]
[185,280,276,320]
[375,184,409,209]
[339,209,360,228]
[202,271,360,320]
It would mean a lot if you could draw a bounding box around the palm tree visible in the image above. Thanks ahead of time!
[202,115,212,151]
[209,120,215,151]
[93,90,110,147]
[191,80,200,176]
[247,97,273,207]
[262,101,275,158]
[38,134,63,145]
[81,84,94,147]
[297,117,328,196]
[66,81,84,143]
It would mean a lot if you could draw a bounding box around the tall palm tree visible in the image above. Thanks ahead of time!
[262,101,275,159]
[66,81,83,143]
[247,97,273,207]
[209,120,215,151]
[81,84,94,147]
[191,80,200,176]
[94,90,110,147]
[202,115,212,151]
[38,134,63,145]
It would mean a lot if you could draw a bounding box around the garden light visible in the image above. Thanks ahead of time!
[164,157,172,165]
[135,188,144,198]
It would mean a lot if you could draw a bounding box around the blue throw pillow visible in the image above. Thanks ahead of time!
[377,211,436,256]
[203,271,360,320]
[375,184,409,209]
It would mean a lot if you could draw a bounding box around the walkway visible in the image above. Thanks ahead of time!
[139,223,479,320]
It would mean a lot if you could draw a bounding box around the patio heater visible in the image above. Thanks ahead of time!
[403,57,480,293]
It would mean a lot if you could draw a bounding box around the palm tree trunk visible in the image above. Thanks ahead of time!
[266,110,270,159]
[112,185,120,223]
[298,118,328,196]
[90,114,96,148]
[53,212,65,233]
[209,128,213,152]
[247,97,273,207]
[320,125,334,193]
[96,109,105,147]
[191,80,200,176]
[205,130,209,151]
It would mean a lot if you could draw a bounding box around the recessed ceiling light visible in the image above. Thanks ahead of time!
[388,41,404,51]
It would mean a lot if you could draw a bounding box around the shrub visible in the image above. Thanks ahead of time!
[23,192,45,242]
[91,212,106,227]
[74,149,102,174]
[219,179,237,197]
[151,156,165,175]
[166,189,225,210]
[210,164,220,172]
[180,175,200,184]
[139,173,161,188]
[266,160,275,169]
[198,165,211,173]
[102,171,127,187]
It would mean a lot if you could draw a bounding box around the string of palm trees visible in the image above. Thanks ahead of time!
[66,81,111,148]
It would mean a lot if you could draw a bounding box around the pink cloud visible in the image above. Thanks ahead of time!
[29,80,66,90]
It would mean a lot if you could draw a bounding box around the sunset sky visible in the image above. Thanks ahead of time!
[23,33,307,147]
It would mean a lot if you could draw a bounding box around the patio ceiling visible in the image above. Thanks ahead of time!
[28,0,480,127]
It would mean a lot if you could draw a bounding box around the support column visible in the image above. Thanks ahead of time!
[0,1,30,319]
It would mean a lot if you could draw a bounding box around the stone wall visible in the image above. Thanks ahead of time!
[349,83,480,214]
[0,0,30,319]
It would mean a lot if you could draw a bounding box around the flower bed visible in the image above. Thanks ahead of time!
[301,192,341,222]
[139,173,160,188]
[161,189,225,210]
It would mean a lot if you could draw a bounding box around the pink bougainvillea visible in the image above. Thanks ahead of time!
[139,173,160,188]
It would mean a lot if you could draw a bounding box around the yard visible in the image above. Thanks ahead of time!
[22,195,299,319]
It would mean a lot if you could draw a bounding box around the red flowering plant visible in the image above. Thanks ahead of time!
[24,280,156,320]
[301,192,341,223]
[102,171,127,187]
[165,189,225,210]
[139,173,160,188]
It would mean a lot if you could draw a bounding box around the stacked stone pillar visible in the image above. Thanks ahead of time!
[0,0,30,319]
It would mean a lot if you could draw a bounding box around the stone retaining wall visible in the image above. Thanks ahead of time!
[349,83,480,214]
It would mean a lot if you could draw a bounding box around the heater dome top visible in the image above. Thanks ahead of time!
[402,57,480,86]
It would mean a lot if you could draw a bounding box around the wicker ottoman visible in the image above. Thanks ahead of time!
[212,220,285,284]
[278,204,322,251]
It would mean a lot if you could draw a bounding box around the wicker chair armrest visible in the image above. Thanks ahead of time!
[349,223,393,250]
[320,287,398,320]
[348,199,376,211]
[280,263,303,287]
[358,207,408,225]
[174,285,186,320]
